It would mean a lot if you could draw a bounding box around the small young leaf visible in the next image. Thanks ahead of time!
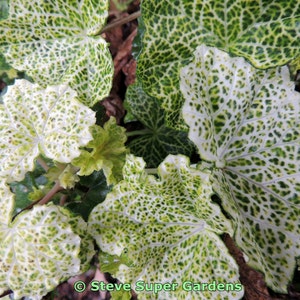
[0,204,92,299]
[110,290,132,300]
[125,82,195,167]
[180,44,300,292]
[0,79,95,182]
[28,186,47,201]
[46,160,75,184]
[111,0,134,11]
[137,0,300,129]
[72,117,128,185]
[0,0,113,107]
[88,154,243,299]
[57,165,80,189]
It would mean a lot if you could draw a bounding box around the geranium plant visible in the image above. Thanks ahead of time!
[0,0,299,300]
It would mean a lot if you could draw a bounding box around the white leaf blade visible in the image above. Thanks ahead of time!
[0,0,113,107]
[212,169,300,292]
[180,44,300,292]
[88,154,243,299]
[0,204,82,299]
[0,79,95,182]
[180,45,257,163]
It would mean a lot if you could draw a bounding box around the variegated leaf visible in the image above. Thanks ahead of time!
[0,0,113,107]
[0,79,95,182]
[125,82,195,167]
[88,154,243,300]
[0,0,8,20]
[0,179,14,238]
[137,0,300,129]
[0,204,91,300]
[180,44,300,292]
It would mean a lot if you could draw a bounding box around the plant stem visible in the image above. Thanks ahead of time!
[12,181,64,221]
[37,157,49,171]
[100,10,141,34]
[126,128,152,137]
[39,181,63,205]
[59,194,68,206]
[12,198,38,221]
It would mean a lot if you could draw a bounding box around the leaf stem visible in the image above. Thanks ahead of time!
[100,11,141,34]
[12,181,63,221]
[126,128,152,137]
[38,181,63,205]
[37,157,49,171]
[59,194,68,206]
[12,181,64,221]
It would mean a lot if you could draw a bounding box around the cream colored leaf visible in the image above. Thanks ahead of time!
[0,79,95,182]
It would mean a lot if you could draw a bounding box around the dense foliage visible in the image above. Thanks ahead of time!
[0,1,299,299]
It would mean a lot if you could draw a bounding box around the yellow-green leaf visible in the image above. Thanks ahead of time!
[72,117,128,185]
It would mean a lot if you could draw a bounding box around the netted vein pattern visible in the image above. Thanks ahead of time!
[0,204,84,300]
[0,0,113,107]
[0,79,95,182]
[88,154,244,299]
[137,0,300,129]
[180,44,300,292]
